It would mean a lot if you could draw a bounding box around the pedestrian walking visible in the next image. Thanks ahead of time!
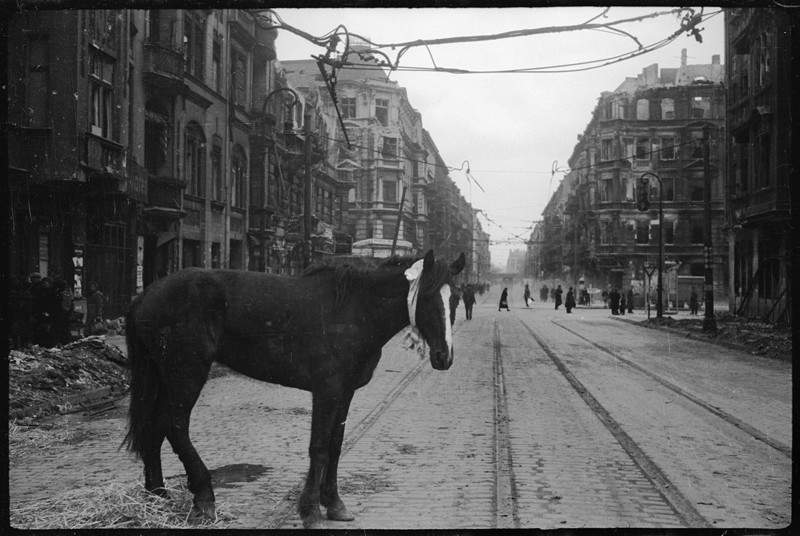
[554,285,563,310]
[619,292,626,316]
[463,284,477,320]
[689,287,699,315]
[602,286,610,308]
[609,287,621,315]
[523,283,532,307]
[498,287,510,311]
[626,287,634,313]
[565,286,576,313]
[449,287,461,326]
[540,285,548,302]
[85,281,107,335]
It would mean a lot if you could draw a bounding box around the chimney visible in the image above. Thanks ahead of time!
[681,48,687,67]
[712,54,720,65]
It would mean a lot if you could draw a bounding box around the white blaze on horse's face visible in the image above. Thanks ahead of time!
[439,283,453,358]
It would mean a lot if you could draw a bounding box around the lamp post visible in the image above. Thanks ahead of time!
[260,87,299,272]
[639,172,664,317]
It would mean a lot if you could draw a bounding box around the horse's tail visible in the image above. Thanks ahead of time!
[121,296,159,459]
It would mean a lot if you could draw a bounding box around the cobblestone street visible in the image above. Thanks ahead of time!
[10,293,791,530]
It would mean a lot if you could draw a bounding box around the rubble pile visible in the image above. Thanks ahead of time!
[9,336,130,419]
[646,312,792,361]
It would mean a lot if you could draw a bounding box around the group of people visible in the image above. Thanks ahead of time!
[9,274,107,348]
[601,286,635,315]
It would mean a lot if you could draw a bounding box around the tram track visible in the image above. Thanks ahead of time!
[492,319,520,528]
[550,318,792,460]
[519,320,710,528]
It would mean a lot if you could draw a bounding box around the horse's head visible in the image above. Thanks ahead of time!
[409,250,466,370]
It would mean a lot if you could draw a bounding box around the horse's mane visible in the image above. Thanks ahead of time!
[302,254,452,310]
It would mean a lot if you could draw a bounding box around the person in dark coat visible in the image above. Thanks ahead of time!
[85,281,107,335]
[498,287,510,311]
[609,287,621,315]
[53,278,74,344]
[689,287,699,315]
[554,285,563,310]
[626,287,634,313]
[565,287,576,313]
[540,285,549,302]
[523,284,532,307]
[463,284,477,320]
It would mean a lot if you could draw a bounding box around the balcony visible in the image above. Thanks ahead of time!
[731,186,791,225]
[143,42,185,95]
[85,133,125,178]
[144,174,186,221]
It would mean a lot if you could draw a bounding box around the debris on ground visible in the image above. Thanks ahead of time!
[9,336,130,420]
[10,477,233,529]
[644,312,792,361]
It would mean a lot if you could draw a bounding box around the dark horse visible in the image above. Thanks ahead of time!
[123,250,465,528]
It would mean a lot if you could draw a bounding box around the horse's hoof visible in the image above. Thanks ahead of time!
[327,504,355,521]
[192,499,217,521]
[147,486,169,499]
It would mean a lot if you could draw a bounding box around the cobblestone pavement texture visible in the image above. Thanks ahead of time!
[9,290,792,529]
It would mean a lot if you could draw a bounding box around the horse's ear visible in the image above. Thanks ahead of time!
[423,249,435,272]
[450,252,466,275]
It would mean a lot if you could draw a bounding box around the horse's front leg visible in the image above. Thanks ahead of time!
[320,389,355,522]
[298,387,342,529]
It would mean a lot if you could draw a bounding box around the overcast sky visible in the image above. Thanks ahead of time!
[274,7,725,269]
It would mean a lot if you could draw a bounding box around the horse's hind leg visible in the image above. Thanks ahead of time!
[143,406,169,496]
[321,389,356,522]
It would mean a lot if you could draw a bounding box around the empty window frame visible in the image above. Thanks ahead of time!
[375,98,389,126]
[341,97,356,119]
[635,137,650,160]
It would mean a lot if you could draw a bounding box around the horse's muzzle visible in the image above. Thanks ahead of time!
[431,346,454,370]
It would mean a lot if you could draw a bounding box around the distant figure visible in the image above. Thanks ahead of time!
[602,286,610,308]
[609,287,621,315]
[626,287,634,313]
[619,292,626,316]
[449,288,461,326]
[554,285,563,310]
[54,278,74,344]
[463,284,477,320]
[523,284,532,307]
[689,287,699,315]
[86,281,107,335]
[498,288,510,311]
[540,285,549,302]
[565,287,576,313]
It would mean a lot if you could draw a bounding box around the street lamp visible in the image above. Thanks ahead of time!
[260,87,299,272]
[638,172,664,318]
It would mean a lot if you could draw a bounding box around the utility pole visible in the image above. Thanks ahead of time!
[702,124,717,331]
[303,107,313,269]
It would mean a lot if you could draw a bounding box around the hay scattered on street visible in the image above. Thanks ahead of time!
[10,478,234,529]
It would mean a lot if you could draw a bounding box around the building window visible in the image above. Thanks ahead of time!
[212,36,222,92]
[661,98,674,120]
[231,48,247,107]
[622,138,634,161]
[26,35,50,127]
[690,222,703,244]
[183,239,201,268]
[664,224,674,244]
[211,142,222,201]
[661,177,675,201]
[757,133,771,188]
[185,123,206,197]
[635,137,650,160]
[375,98,389,126]
[636,221,650,244]
[599,177,614,202]
[383,179,397,203]
[211,242,221,269]
[184,12,205,79]
[636,99,649,120]
[231,145,246,207]
[341,97,356,119]
[382,136,397,158]
[689,177,704,201]
[89,47,115,138]
[660,137,676,160]
[600,138,613,161]
[38,233,49,276]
